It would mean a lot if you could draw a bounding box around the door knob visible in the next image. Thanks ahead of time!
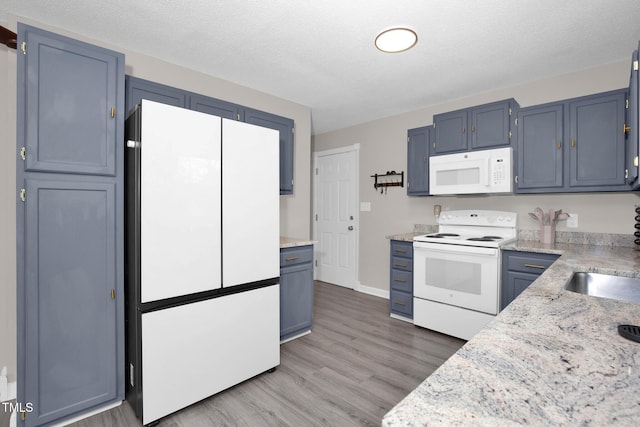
[348,226,354,231]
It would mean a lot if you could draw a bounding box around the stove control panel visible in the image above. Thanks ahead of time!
[437,210,517,227]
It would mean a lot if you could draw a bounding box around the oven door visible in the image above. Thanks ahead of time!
[413,242,499,315]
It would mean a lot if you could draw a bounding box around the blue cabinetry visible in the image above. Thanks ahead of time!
[516,89,628,193]
[501,250,559,310]
[389,240,413,320]
[125,76,294,194]
[17,23,124,426]
[626,48,639,188]
[433,99,518,154]
[407,125,432,195]
[280,245,314,341]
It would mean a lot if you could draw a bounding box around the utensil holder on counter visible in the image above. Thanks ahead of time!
[635,206,640,250]
[540,223,556,244]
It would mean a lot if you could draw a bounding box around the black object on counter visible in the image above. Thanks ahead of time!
[618,324,640,343]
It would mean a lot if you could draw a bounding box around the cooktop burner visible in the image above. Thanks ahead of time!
[428,233,460,238]
[467,236,504,241]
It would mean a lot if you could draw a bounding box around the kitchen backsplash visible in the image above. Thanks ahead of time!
[413,224,634,248]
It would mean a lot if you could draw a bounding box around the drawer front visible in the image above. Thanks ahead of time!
[391,256,412,272]
[390,240,413,258]
[390,290,413,317]
[504,251,559,274]
[280,245,313,267]
[390,269,412,293]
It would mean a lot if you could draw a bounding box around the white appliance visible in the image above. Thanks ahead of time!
[124,100,280,425]
[413,210,517,340]
[429,147,513,195]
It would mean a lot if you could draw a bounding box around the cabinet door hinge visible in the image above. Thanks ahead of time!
[626,98,630,109]
[236,113,240,121]
[508,130,512,139]
[625,168,629,179]
[19,188,26,202]
[514,175,518,184]
[20,146,26,160]
[514,118,518,127]
[432,142,436,149]
[508,107,512,116]
[634,60,639,71]
[624,123,631,135]
[20,41,26,55]
[634,156,639,167]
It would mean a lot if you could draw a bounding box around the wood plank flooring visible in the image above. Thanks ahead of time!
[71,281,465,427]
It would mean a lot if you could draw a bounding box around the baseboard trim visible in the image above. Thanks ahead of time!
[53,400,122,427]
[356,284,389,300]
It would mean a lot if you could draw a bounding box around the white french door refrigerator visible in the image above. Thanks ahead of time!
[124,100,280,425]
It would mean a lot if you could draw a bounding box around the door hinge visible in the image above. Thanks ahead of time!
[514,118,518,127]
[625,168,629,179]
[509,107,512,116]
[634,60,639,71]
[432,142,436,149]
[635,156,639,167]
[20,146,26,160]
[236,113,240,121]
[20,41,26,55]
[19,188,26,202]
[508,130,512,139]
[514,175,518,184]
[626,98,630,109]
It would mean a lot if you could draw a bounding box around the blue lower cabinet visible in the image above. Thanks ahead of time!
[280,245,314,341]
[389,240,413,319]
[501,250,559,310]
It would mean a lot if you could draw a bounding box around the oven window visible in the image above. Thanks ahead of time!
[435,167,480,186]
[424,258,481,295]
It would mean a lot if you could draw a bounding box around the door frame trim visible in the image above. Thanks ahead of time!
[312,144,360,289]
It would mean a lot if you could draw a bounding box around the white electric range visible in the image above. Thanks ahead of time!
[412,210,517,340]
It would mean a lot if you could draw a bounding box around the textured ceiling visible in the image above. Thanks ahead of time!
[4,0,640,134]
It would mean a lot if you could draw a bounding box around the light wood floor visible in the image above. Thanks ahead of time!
[71,281,465,427]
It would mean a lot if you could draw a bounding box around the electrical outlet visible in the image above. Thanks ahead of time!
[567,213,578,228]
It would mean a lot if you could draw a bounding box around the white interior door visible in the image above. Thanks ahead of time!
[314,147,358,288]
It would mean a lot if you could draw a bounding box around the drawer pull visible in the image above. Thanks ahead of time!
[393,301,406,306]
[394,249,408,254]
[394,278,407,283]
[524,263,546,269]
[286,256,300,261]
[394,263,408,268]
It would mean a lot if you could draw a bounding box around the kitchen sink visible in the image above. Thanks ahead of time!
[564,272,640,304]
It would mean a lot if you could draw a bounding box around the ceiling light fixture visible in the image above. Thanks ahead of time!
[375,27,417,53]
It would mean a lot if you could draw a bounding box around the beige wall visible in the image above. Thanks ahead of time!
[314,61,640,295]
[0,16,312,385]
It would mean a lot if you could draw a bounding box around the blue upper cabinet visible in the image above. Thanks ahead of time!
[433,109,468,154]
[21,26,122,176]
[433,99,518,155]
[125,76,186,112]
[407,125,432,196]
[627,48,639,189]
[516,102,564,191]
[245,108,295,195]
[189,93,244,121]
[124,76,294,195]
[569,91,627,188]
[516,89,629,193]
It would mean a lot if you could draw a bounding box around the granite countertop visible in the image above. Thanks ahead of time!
[280,236,316,248]
[383,240,640,426]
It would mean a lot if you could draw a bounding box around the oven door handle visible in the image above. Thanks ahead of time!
[413,243,498,257]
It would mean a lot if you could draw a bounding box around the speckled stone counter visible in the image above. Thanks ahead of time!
[383,240,640,426]
[280,236,316,248]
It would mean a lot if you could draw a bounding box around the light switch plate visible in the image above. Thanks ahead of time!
[567,213,578,228]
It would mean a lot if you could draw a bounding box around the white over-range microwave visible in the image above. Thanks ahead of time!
[429,147,513,195]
